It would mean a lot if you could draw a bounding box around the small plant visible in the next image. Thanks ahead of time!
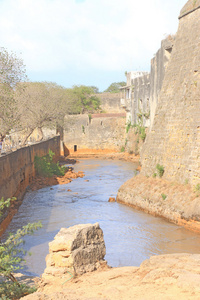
[120,146,125,152]
[161,193,167,200]
[82,125,85,134]
[126,121,132,133]
[153,173,157,178]
[0,197,16,217]
[195,183,200,191]
[184,179,189,185]
[156,164,164,177]
[88,114,92,123]
[194,183,200,196]
[134,123,146,142]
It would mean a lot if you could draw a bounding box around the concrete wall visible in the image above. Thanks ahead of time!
[64,114,126,153]
[141,1,200,186]
[0,136,60,201]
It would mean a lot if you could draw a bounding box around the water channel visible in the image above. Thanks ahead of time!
[3,159,200,276]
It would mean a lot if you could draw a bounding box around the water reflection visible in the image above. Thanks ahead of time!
[3,159,200,276]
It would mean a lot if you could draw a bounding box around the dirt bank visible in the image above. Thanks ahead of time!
[117,174,200,233]
[67,151,140,163]
[21,253,200,299]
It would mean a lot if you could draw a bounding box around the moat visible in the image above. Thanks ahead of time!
[3,159,200,276]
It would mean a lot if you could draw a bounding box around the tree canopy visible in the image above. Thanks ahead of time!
[68,85,101,114]
[104,81,126,93]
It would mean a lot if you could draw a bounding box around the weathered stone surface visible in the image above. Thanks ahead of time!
[64,114,126,152]
[179,0,200,18]
[21,253,200,299]
[140,4,200,186]
[43,223,106,278]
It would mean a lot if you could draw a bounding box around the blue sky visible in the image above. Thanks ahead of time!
[0,0,186,91]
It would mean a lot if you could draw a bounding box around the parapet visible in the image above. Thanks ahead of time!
[179,0,200,19]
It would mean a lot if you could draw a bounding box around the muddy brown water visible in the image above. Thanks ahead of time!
[3,159,200,276]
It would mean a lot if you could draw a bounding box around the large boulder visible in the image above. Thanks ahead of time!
[43,223,106,278]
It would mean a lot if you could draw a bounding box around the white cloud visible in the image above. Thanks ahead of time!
[0,0,186,88]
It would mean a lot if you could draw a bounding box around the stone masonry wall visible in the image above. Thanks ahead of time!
[141,0,200,186]
[132,74,150,127]
[64,114,126,153]
[149,36,175,129]
[0,136,60,201]
[99,92,124,113]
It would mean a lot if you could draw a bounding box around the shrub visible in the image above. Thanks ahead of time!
[0,197,16,217]
[0,195,42,299]
[156,164,164,177]
[82,125,85,134]
[120,146,125,152]
[34,149,66,177]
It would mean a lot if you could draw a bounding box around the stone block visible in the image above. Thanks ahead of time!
[43,223,107,278]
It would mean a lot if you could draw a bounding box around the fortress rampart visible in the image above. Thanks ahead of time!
[140,0,200,185]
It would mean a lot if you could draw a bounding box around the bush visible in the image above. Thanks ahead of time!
[0,219,42,299]
[34,149,66,177]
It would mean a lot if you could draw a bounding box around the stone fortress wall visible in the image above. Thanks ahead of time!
[120,36,174,129]
[140,0,200,186]
[98,92,124,113]
[63,92,126,154]
[63,113,126,154]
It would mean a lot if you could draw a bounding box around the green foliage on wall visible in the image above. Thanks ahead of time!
[34,149,66,177]
[156,164,165,177]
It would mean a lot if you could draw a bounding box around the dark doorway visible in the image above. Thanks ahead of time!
[74,145,77,152]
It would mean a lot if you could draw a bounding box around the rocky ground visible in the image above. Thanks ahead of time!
[21,253,200,300]
[29,169,85,191]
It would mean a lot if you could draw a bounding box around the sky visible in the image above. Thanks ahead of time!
[0,0,186,91]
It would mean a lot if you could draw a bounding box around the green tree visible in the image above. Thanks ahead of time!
[69,85,101,114]
[104,81,126,93]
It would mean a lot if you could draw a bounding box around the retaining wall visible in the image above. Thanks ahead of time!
[0,136,60,201]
